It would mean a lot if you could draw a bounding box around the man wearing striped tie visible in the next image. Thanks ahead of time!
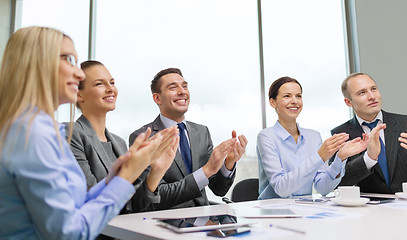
[330,73,407,194]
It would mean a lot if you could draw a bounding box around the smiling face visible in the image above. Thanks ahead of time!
[344,74,382,122]
[77,64,118,115]
[153,73,190,122]
[270,82,303,124]
[58,37,85,105]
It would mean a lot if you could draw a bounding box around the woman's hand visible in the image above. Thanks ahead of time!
[147,127,179,192]
[148,126,179,167]
[318,133,349,161]
[337,133,368,161]
[116,128,163,184]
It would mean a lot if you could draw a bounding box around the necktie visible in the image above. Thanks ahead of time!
[177,122,192,174]
[362,120,390,186]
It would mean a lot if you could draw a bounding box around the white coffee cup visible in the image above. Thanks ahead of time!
[402,182,407,193]
[334,186,360,200]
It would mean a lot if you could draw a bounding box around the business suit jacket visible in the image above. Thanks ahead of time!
[69,115,159,212]
[129,115,235,210]
[331,110,407,193]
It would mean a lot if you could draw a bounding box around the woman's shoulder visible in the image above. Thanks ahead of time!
[3,111,60,169]
[257,127,279,142]
[71,115,95,140]
[3,111,53,153]
[258,126,276,135]
[16,111,56,138]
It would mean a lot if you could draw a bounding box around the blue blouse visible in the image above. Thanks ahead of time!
[257,121,346,199]
[0,110,135,239]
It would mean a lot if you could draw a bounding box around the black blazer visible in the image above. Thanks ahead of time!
[331,110,407,193]
[69,115,159,212]
[129,115,235,210]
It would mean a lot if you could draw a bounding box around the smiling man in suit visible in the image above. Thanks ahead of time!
[331,73,407,193]
[129,68,247,210]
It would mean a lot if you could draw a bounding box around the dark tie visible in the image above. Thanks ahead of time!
[177,122,192,174]
[362,120,390,186]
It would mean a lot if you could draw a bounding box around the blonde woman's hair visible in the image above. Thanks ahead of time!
[0,26,73,153]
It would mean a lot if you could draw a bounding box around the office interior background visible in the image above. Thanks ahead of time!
[1,0,407,200]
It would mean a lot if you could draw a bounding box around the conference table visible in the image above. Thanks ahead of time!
[102,194,407,240]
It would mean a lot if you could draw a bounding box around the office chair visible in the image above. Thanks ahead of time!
[230,178,259,203]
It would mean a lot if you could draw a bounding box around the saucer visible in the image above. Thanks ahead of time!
[331,197,370,207]
[395,192,407,199]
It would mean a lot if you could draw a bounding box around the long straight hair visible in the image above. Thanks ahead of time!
[0,26,70,154]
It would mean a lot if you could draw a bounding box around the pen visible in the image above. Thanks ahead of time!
[270,224,306,234]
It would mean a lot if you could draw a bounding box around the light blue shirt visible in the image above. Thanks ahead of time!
[0,110,135,239]
[160,114,235,190]
[257,121,346,199]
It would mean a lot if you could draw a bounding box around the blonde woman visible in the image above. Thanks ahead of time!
[71,60,175,212]
[0,26,178,239]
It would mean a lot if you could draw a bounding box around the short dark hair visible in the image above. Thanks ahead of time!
[268,76,302,100]
[151,68,183,94]
[79,60,104,90]
[341,73,375,99]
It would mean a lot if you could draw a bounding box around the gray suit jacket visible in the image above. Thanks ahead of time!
[330,110,407,193]
[69,115,159,212]
[128,115,235,210]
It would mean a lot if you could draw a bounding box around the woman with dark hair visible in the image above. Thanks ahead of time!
[70,60,178,213]
[257,76,368,199]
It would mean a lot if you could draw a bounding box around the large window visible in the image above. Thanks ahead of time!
[95,0,261,159]
[16,1,349,188]
[20,0,90,121]
[262,0,349,139]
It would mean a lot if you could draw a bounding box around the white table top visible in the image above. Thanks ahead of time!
[102,196,407,240]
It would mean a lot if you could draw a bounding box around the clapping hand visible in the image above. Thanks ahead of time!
[108,128,163,184]
[318,133,349,161]
[146,127,180,192]
[337,133,368,161]
[202,138,236,178]
[366,123,386,160]
[224,130,248,170]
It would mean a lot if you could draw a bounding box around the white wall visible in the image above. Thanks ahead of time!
[351,0,407,115]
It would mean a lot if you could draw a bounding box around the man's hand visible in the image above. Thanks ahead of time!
[224,130,248,170]
[115,128,163,184]
[367,123,386,160]
[202,138,236,178]
[337,133,368,161]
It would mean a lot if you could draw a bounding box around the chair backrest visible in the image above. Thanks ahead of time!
[231,178,259,202]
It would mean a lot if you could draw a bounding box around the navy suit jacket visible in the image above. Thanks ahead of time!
[330,110,407,193]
